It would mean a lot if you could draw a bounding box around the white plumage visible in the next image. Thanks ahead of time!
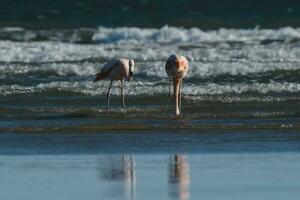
[94,58,135,114]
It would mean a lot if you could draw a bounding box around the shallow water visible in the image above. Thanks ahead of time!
[1,26,300,133]
[0,132,300,200]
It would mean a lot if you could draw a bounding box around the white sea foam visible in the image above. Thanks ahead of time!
[0,63,99,76]
[92,26,300,44]
[1,27,300,62]
[1,81,300,96]
[2,26,300,44]
[1,60,300,81]
[138,60,300,78]
[1,27,300,83]
[1,60,299,79]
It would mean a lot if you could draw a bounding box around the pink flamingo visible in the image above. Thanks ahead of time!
[165,54,189,115]
[94,58,135,114]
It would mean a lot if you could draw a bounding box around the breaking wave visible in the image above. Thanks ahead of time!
[1,26,300,100]
[1,81,300,96]
[2,26,300,44]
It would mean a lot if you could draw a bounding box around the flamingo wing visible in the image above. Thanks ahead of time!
[94,60,118,82]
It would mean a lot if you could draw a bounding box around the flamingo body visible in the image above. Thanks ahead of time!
[94,58,135,114]
[95,58,134,81]
[165,54,189,80]
[165,54,189,115]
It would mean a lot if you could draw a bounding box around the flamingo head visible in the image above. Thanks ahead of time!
[127,59,135,81]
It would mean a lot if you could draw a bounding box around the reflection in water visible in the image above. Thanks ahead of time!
[99,155,190,200]
[99,155,136,199]
[169,155,190,200]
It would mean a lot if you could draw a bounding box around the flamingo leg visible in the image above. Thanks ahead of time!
[173,78,181,115]
[106,80,113,115]
[120,80,126,112]
[179,79,182,114]
[164,78,172,115]
[168,77,172,97]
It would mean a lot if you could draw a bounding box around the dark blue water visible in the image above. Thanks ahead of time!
[1,0,300,29]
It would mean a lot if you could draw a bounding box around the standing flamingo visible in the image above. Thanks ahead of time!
[94,58,135,114]
[165,54,189,115]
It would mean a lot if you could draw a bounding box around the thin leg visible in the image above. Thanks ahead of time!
[120,80,126,112]
[174,78,180,115]
[179,79,182,114]
[106,80,113,115]
[164,78,172,115]
[168,78,172,97]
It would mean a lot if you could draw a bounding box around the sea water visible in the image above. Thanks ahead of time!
[1,8,300,200]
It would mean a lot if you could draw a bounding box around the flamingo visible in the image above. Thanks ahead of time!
[165,54,189,115]
[94,58,135,114]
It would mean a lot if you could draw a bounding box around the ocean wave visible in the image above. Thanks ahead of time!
[1,29,300,67]
[0,27,96,43]
[1,81,300,96]
[1,61,300,81]
[2,26,300,44]
[141,61,300,79]
[1,26,300,86]
[0,62,99,76]
[93,26,300,44]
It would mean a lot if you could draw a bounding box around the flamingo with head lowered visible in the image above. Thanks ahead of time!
[165,54,189,116]
[94,58,135,114]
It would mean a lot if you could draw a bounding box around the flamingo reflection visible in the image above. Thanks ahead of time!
[99,155,136,199]
[169,155,190,200]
